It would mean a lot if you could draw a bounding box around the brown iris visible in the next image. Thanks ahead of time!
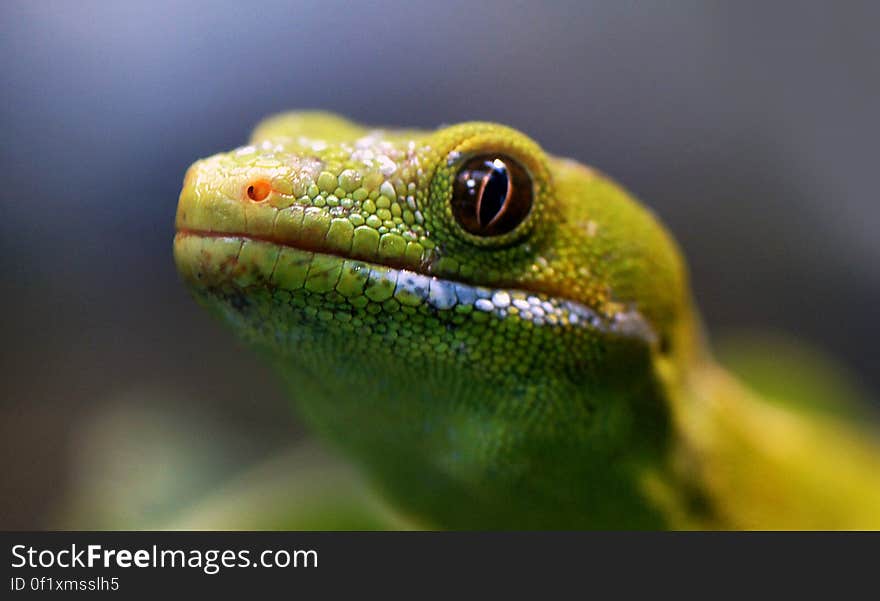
[451,154,533,236]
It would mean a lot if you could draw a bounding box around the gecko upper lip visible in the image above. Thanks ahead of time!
[174,227,421,274]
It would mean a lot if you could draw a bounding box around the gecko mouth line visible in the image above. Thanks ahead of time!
[174,229,657,342]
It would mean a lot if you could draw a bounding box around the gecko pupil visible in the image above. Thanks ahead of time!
[479,161,508,226]
[452,154,532,236]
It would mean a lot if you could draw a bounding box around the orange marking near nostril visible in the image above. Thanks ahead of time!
[246,180,272,202]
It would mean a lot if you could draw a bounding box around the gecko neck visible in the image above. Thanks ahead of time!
[265,338,676,530]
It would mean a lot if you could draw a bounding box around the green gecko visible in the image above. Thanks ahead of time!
[174,112,880,529]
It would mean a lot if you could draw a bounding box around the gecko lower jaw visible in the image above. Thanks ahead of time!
[173,230,657,344]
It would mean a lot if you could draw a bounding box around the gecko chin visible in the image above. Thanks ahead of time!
[173,230,657,349]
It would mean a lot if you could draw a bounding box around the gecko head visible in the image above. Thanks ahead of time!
[173,112,697,527]
[174,112,693,360]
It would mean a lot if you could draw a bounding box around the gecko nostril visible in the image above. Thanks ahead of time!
[246,180,272,202]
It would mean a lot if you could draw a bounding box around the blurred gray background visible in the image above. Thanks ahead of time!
[2,0,878,528]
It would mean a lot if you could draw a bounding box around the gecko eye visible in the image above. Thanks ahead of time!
[452,154,533,236]
[246,180,271,202]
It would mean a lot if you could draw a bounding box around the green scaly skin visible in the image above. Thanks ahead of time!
[174,112,880,529]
